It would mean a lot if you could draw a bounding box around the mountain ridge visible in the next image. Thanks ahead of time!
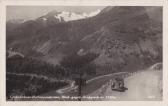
[7,6,162,69]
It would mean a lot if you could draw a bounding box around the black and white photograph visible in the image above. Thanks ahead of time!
[6,6,163,101]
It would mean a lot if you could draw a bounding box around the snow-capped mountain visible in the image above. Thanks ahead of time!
[58,9,101,21]
[37,9,101,22]
[7,6,162,67]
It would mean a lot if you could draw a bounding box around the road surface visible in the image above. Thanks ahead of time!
[56,72,128,94]
[99,70,162,101]
[40,72,129,100]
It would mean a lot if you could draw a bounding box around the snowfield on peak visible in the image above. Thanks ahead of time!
[53,9,101,21]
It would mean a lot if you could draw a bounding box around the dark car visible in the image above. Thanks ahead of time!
[111,77,125,91]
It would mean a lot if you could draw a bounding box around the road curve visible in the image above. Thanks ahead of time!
[56,72,128,94]
[102,70,162,101]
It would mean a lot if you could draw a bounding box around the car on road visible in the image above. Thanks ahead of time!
[111,77,125,91]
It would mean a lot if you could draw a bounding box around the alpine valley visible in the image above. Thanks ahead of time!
[6,6,162,100]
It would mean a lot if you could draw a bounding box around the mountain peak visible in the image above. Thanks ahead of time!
[37,9,101,23]
[7,6,162,66]
[46,10,61,16]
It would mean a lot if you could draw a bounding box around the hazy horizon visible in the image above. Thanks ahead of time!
[7,6,106,21]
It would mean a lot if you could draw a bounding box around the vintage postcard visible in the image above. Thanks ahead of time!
[0,0,168,106]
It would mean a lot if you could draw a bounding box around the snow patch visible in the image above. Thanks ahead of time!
[54,15,62,21]
[53,9,101,22]
[42,17,47,21]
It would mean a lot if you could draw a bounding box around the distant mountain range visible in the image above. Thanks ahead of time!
[7,9,101,29]
[6,6,162,71]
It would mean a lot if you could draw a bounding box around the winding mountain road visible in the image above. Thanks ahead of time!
[56,72,128,94]
[35,63,162,101]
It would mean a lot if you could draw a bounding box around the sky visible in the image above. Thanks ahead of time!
[7,6,106,21]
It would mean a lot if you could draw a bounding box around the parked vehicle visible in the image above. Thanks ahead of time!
[111,77,124,91]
